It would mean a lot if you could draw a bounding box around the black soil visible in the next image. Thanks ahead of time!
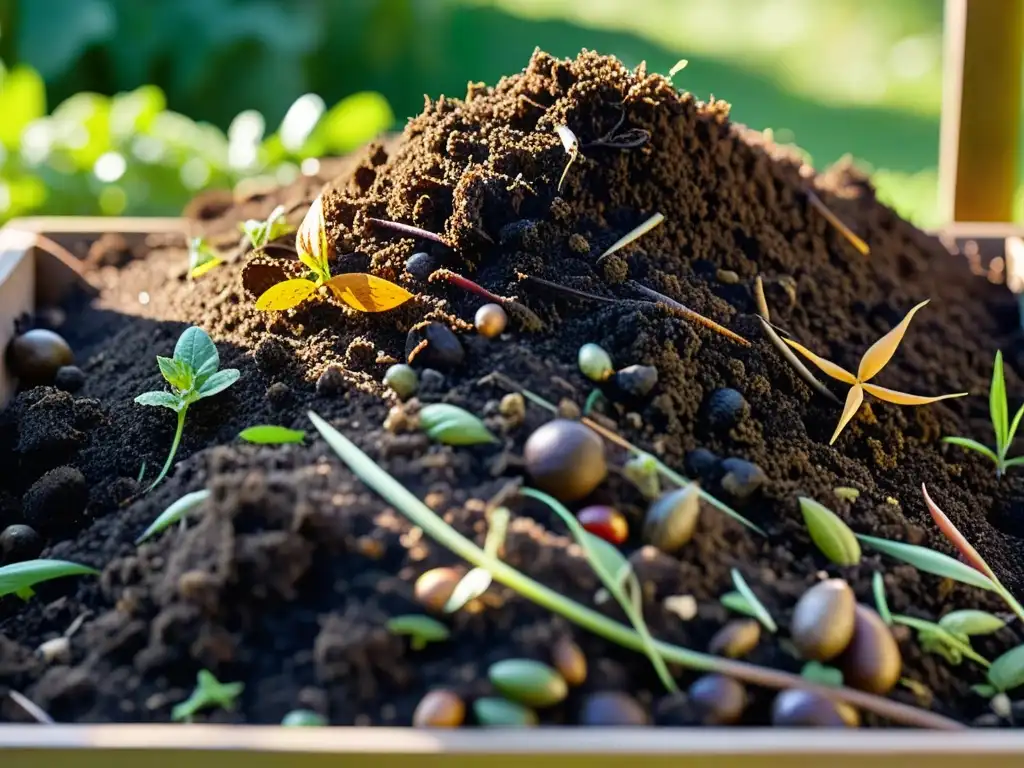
[2,49,1023,727]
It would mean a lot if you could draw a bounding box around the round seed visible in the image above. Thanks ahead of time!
[578,343,614,382]
[578,691,649,726]
[8,329,74,386]
[551,636,588,686]
[705,388,747,431]
[473,697,538,727]
[838,605,902,695]
[384,363,419,400]
[719,458,766,502]
[54,365,85,393]
[413,690,466,727]
[687,674,747,725]
[405,322,465,370]
[405,252,437,281]
[611,364,658,400]
[643,486,700,554]
[474,303,507,338]
[524,419,607,502]
[414,567,462,613]
[771,689,857,728]
[577,505,628,545]
[0,524,43,564]
[281,709,328,726]
[708,619,761,658]
[790,579,856,662]
[488,659,568,708]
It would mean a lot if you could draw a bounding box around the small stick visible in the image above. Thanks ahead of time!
[629,281,751,347]
[754,277,841,404]
[520,274,619,304]
[596,213,664,265]
[368,217,449,246]
[806,189,870,256]
[431,268,506,304]
[7,690,55,724]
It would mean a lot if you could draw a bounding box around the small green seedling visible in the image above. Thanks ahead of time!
[385,615,450,650]
[188,237,224,279]
[241,205,295,250]
[136,489,211,544]
[444,507,509,613]
[0,559,98,600]
[944,351,1024,476]
[801,661,843,687]
[238,425,306,444]
[891,613,991,668]
[727,569,778,633]
[135,326,240,491]
[171,670,244,722]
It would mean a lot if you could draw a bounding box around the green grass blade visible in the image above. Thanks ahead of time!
[136,489,211,544]
[857,534,997,592]
[942,437,999,464]
[1001,456,1024,469]
[720,590,759,619]
[730,569,777,633]
[991,351,1008,451]
[872,572,893,625]
[892,614,991,668]
[239,425,306,444]
[0,559,99,600]
[1007,402,1024,451]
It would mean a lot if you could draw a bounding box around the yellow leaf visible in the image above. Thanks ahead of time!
[325,273,415,312]
[189,257,223,279]
[831,384,864,445]
[857,300,929,382]
[782,338,857,385]
[296,194,329,274]
[255,279,317,311]
[862,383,969,406]
[297,251,322,277]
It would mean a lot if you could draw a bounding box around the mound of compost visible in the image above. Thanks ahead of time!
[1,49,1022,728]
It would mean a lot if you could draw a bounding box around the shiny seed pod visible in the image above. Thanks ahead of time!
[281,709,328,726]
[771,689,858,728]
[488,659,568,708]
[577,505,628,545]
[838,605,902,695]
[0,524,43,564]
[578,343,614,382]
[475,303,508,338]
[705,388,747,430]
[611,364,658,400]
[790,579,856,662]
[578,691,649,726]
[383,363,419,400]
[473,697,538,727]
[708,619,761,659]
[551,636,588,686]
[405,322,465,370]
[687,674,747,725]
[414,567,462,613]
[642,486,700,554]
[7,329,74,386]
[405,252,437,280]
[413,689,466,728]
[524,419,607,502]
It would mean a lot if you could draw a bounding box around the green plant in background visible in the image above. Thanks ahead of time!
[171,670,244,722]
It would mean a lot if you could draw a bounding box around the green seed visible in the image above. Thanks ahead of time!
[473,697,538,727]
[384,364,419,399]
[488,659,568,708]
[281,709,327,726]
[578,343,614,382]
[385,614,450,650]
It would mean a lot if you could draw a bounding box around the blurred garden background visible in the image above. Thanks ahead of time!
[0,0,988,228]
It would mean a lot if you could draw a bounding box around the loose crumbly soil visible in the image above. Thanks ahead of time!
[2,50,1023,728]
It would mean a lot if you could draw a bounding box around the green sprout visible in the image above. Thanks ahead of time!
[241,205,295,250]
[135,326,240,491]
[171,670,244,722]
[238,425,306,444]
[188,237,224,280]
[136,488,211,544]
[0,559,98,600]
[944,351,1024,476]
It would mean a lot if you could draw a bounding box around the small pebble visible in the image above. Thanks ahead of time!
[611,364,658,400]
[705,388,748,430]
[54,365,85,393]
[719,458,766,502]
[266,381,291,407]
[474,303,508,338]
[383,364,419,400]
[716,269,740,284]
[663,594,698,621]
[315,366,346,396]
[0,524,43,564]
[7,329,74,386]
[406,322,465,370]
[419,368,447,393]
[685,448,720,481]
[687,675,747,725]
[405,252,437,280]
[578,691,649,726]
[412,690,466,728]
[524,419,607,502]
[36,637,71,664]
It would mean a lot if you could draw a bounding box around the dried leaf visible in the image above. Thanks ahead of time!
[255,279,317,311]
[921,484,996,580]
[296,194,329,271]
[862,383,968,406]
[830,383,864,445]
[782,338,857,385]
[325,273,414,312]
[857,300,929,381]
[798,496,861,566]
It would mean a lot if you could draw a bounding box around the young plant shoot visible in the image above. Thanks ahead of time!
[254,194,414,312]
[171,670,244,722]
[188,237,224,279]
[0,559,99,600]
[241,205,295,250]
[135,326,240,491]
[783,300,968,444]
[944,351,1024,476]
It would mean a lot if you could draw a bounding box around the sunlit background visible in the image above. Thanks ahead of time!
[0,0,990,228]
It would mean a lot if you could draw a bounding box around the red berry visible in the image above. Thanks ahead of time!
[577,505,628,544]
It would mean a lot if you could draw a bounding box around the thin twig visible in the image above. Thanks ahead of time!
[806,189,870,256]
[628,281,751,347]
[520,274,619,304]
[754,277,840,404]
[596,213,664,265]
[367,217,449,246]
[432,269,544,330]
[7,690,55,724]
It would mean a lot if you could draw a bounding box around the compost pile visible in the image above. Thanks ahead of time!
[2,49,1023,728]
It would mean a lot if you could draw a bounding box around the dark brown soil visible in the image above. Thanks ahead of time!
[2,49,1023,728]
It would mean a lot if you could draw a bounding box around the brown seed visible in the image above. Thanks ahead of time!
[708,619,761,659]
[523,419,607,502]
[412,689,466,727]
[551,637,588,686]
[687,674,747,725]
[838,604,902,695]
[7,329,74,386]
[414,567,462,612]
[790,579,856,662]
[771,689,857,728]
[642,486,700,553]
[578,691,649,726]
[475,303,508,338]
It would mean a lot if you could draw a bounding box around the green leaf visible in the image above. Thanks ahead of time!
[443,567,493,613]
[134,391,182,410]
[157,356,192,391]
[857,534,997,592]
[188,238,223,279]
[197,369,240,399]
[307,91,394,155]
[385,614,450,650]
[1003,456,1024,469]
[939,610,1006,637]
[801,661,843,687]
[893,614,990,668]
[991,351,1008,451]
[720,590,759,620]
[989,644,1024,692]
[174,326,219,383]
[798,496,861,566]
[972,683,998,698]
[1007,403,1024,450]
[0,559,98,599]
[942,436,999,464]
[419,403,497,446]
[238,425,306,444]
[730,569,777,633]
[0,65,46,148]
[136,489,211,544]
[872,571,893,625]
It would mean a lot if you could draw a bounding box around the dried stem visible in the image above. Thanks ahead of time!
[596,213,664,264]
[431,268,506,304]
[368,217,449,246]
[7,690,55,724]
[806,190,870,256]
[520,274,619,304]
[629,281,751,347]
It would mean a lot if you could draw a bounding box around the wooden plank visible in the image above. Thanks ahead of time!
[0,228,38,407]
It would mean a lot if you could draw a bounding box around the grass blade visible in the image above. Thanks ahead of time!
[942,436,999,464]
[730,569,777,633]
[1007,402,1024,450]
[720,590,759,620]
[0,560,99,600]
[872,572,893,625]
[921,484,997,581]
[136,489,211,544]
[857,534,997,592]
[991,351,1008,450]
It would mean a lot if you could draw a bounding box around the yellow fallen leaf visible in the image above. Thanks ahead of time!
[325,273,415,312]
[831,384,863,445]
[861,383,968,406]
[857,300,929,382]
[255,279,317,311]
[782,338,857,385]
